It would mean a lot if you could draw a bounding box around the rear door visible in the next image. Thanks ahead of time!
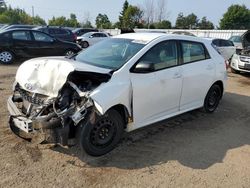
[179,41,215,111]
[11,30,39,58]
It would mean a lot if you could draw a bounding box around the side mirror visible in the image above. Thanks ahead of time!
[132,61,155,73]
[89,35,93,38]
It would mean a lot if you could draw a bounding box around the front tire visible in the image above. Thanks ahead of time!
[0,50,14,64]
[203,84,222,113]
[80,109,124,156]
[64,49,75,57]
[231,67,240,74]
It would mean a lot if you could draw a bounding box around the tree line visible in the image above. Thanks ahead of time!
[0,0,249,30]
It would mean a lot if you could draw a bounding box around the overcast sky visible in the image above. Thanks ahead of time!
[7,0,250,27]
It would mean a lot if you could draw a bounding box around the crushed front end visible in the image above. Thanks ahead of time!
[7,70,111,145]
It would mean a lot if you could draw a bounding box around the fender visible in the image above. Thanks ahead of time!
[90,80,133,116]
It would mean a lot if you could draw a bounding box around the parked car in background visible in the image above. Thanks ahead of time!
[0,29,81,64]
[34,26,77,43]
[229,35,243,50]
[231,30,250,73]
[72,28,98,37]
[7,33,227,156]
[1,24,36,31]
[172,31,196,37]
[76,31,109,48]
[206,38,236,62]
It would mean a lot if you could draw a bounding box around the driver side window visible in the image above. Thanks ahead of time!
[137,41,178,72]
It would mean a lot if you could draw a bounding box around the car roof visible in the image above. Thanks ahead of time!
[113,32,201,44]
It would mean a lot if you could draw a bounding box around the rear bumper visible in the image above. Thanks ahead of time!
[7,96,69,145]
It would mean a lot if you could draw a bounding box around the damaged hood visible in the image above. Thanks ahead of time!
[16,57,111,97]
[242,30,250,49]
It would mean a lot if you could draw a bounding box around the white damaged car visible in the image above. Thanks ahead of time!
[7,33,227,156]
[230,30,250,73]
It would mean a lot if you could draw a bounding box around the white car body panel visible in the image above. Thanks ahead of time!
[14,33,227,133]
[216,46,236,61]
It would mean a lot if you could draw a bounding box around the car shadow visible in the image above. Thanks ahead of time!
[52,92,250,170]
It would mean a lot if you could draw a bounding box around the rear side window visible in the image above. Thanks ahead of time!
[221,40,234,46]
[49,28,68,35]
[99,33,107,37]
[181,41,207,64]
[12,31,31,41]
[212,39,220,47]
[32,31,53,42]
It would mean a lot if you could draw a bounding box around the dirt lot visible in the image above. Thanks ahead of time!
[0,63,250,188]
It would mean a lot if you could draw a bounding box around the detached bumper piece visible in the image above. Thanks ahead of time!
[7,96,70,145]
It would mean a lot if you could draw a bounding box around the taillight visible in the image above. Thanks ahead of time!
[225,60,229,69]
[73,33,77,41]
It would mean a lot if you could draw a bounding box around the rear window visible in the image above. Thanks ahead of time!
[49,28,69,35]
[181,41,208,64]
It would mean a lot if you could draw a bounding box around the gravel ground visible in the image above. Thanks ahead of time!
[0,63,250,188]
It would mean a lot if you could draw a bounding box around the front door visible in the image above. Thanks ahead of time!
[130,40,182,129]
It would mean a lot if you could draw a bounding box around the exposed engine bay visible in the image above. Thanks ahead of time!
[9,71,111,145]
[237,30,250,56]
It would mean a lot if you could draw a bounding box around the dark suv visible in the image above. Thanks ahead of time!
[34,26,77,43]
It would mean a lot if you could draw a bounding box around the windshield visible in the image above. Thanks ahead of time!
[81,32,93,37]
[75,38,146,70]
[229,36,242,43]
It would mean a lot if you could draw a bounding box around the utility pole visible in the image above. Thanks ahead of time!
[32,6,34,18]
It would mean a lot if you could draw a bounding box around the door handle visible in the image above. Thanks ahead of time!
[173,72,182,79]
[206,65,214,70]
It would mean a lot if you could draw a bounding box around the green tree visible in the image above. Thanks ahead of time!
[34,16,46,25]
[48,16,67,26]
[118,0,129,28]
[175,13,199,29]
[81,20,93,28]
[0,6,46,25]
[198,17,214,29]
[95,14,112,29]
[123,5,143,28]
[175,13,185,29]
[220,4,250,29]
[67,13,80,27]
[154,20,172,29]
[48,14,80,27]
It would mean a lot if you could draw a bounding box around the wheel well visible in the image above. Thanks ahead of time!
[110,104,129,128]
[213,80,224,98]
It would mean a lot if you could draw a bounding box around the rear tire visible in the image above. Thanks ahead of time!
[0,50,14,64]
[80,109,124,156]
[203,84,222,113]
[81,41,89,48]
